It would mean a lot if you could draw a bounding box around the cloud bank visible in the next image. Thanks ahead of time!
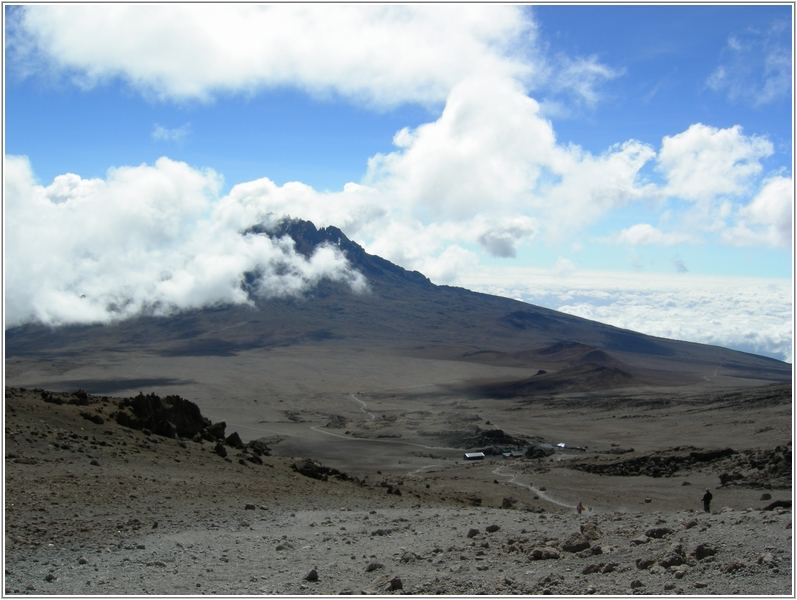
[458,267,793,364]
[4,156,366,328]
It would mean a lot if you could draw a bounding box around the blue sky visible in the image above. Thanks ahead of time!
[4,4,793,361]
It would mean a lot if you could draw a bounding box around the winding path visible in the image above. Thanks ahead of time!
[492,464,576,510]
[348,393,375,420]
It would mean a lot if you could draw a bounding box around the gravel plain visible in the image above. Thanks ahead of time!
[4,386,793,596]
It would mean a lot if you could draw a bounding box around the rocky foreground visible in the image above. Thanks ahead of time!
[4,387,793,595]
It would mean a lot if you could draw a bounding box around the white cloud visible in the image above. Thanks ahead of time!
[457,266,793,363]
[549,54,624,107]
[707,21,791,107]
[152,123,191,143]
[722,176,793,249]
[364,75,657,244]
[551,257,577,276]
[657,123,773,203]
[616,223,696,246]
[7,4,535,108]
[4,155,366,328]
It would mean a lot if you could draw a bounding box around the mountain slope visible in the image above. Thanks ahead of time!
[5,218,791,390]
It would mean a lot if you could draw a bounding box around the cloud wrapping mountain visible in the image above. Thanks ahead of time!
[4,156,366,328]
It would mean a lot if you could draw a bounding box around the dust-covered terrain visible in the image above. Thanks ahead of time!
[4,384,792,595]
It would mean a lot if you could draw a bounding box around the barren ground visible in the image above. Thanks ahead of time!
[4,355,793,595]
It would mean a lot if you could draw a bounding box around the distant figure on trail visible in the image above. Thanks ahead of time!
[702,488,713,513]
[576,502,585,514]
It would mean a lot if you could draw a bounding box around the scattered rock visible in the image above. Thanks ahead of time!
[645,527,672,539]
[365,562,383,572]
[388,577,403,591]
[630,579,644,589]
[757,553,776,566]
[529,548,560,560]
[79,412,104,425]
[485,524,500,533]
[580,522,603,541]
[722,561,746,573]
[304,569,318,582]
[501,497,516,509]
[562,532,591,553]
[466,528,479,538]
[693,544,717,560]
[658,543,686,568]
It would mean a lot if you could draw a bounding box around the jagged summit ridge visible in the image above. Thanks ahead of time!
[245,217,433,288]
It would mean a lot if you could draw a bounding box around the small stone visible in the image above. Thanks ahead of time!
[44,574,56,582]
[467,528,480,538]
[486,524,500,533]
[757,553,775,565]
[304,569,319,582]
[244,504,256,510]
[645,527,672,539]
[77,557,88,565]
[630,579,644,589]
[693,544,717,560]
[562,532,590,553]
[694,581,708,588]
[365,562,383,572]
[388,577,403,591]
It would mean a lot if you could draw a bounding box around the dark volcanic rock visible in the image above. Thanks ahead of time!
[225,432,245,449]
[292,458,354,482]
[525,444,555,459]
[115,392,221,440]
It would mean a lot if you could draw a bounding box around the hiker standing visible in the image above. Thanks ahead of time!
[576,502,585,515]
[702,488,713,513]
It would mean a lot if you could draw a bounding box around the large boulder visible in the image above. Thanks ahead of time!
[525,445,555,459]
[116,392,216,439]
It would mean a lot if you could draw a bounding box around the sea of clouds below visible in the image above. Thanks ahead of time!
[457,267,793,364]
